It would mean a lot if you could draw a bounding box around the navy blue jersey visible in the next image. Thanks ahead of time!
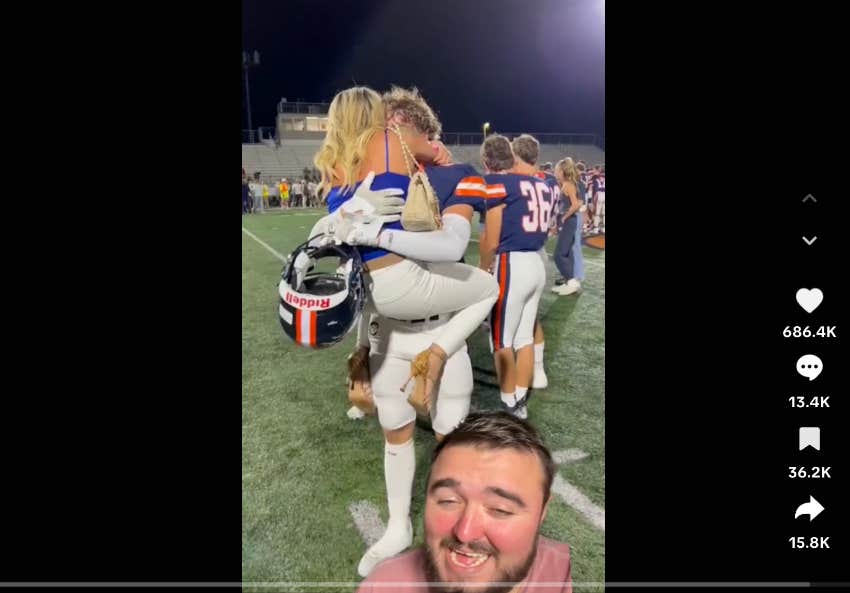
[535,171,563,215]
[441,170,488,219]
[592,175,605,195]
[481,173,555,253]
[325,171,410,262]
[425,163,481,212]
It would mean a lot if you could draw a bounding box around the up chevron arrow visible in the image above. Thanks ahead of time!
[803,236,817,245]
[802,194,816,203]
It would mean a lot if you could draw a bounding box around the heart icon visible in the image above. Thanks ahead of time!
[796,288,823,313]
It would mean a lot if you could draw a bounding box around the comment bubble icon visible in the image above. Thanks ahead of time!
[796,354,823,381]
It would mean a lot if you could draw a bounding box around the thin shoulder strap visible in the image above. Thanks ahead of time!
[388,125,419,177]
[384,129,390,173]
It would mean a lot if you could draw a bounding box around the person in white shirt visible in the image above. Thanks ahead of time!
[307,180,318,207]
[292,179,304,208]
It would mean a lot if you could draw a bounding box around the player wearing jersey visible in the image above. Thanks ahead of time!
[591,164,605,234]
[511,134,556,389]
[477,135,552,419]
[313,87,497,577]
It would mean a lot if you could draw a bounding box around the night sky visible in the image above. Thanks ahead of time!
[242,0,604,138]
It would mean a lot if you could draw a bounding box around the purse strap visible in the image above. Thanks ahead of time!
[388,124,425,176]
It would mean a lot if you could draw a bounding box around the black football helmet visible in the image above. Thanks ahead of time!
[278,239,366,348]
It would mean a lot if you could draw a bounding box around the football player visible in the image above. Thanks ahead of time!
[312,87,498,419]
[311,87,495,577]
[591,164,605,234]
[477,135,552,419]
[511,135,557,389]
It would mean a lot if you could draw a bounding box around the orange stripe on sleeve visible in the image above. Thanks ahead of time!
[456,189,489,197]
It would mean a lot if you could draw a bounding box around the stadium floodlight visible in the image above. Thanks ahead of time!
[243,50,261,143]
[483,122,490,137]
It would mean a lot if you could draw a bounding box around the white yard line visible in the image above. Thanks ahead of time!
[551,449,605,531]
[348,500,385,547]
[552,475,605,531]
[553,449,591,464]
[242,227,286,262]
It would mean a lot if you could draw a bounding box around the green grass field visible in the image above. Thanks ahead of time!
[242,208,605,592]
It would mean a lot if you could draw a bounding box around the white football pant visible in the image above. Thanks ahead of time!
[367,314,473,436]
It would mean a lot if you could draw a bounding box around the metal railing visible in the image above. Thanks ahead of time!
[242,127,279,144]
[441,132,601,147]
[243,127,605,150]
[277,101,330,115]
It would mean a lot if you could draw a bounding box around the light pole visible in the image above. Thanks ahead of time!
[243,50,260,143]
[483,122,490,139]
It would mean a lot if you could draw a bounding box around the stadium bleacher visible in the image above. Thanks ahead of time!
[242,138,605,181]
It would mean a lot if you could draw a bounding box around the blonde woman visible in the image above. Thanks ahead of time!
[312,86,498,576]
[552,158,583,295]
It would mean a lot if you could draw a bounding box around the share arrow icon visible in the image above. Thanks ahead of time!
[794,496,824,521]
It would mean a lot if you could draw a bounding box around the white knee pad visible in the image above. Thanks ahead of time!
[369,316,473,434]
[369,351,417,431]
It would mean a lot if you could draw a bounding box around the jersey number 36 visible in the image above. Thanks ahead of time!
[520,180,553,233]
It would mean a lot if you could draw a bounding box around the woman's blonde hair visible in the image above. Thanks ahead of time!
[555,157,579,185]
[314,86,386,195]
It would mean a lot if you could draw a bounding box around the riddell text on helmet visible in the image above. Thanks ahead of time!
[284,291,332,310]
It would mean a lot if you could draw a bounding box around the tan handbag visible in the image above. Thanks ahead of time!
[389,125,442,232]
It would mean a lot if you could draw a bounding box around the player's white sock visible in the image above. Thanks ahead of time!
[516,386,528,401]
[357,439,415,577]
[385,439,415,524]
[501,391,517,406]
[534,343,545,370]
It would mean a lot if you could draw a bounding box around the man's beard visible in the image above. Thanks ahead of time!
[422,534,538,593]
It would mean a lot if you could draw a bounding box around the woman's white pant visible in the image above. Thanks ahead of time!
[365,259,499,357]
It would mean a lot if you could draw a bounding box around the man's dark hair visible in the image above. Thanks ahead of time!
[480,135,515,172]
[431,411,555,504]
[511,134,540,166]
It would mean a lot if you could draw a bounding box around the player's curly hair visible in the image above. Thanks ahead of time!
[382,86,442,141]
[314,86,386,196]
[556,157,579,185]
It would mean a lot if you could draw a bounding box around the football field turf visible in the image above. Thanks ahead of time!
[242,209,605,591]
